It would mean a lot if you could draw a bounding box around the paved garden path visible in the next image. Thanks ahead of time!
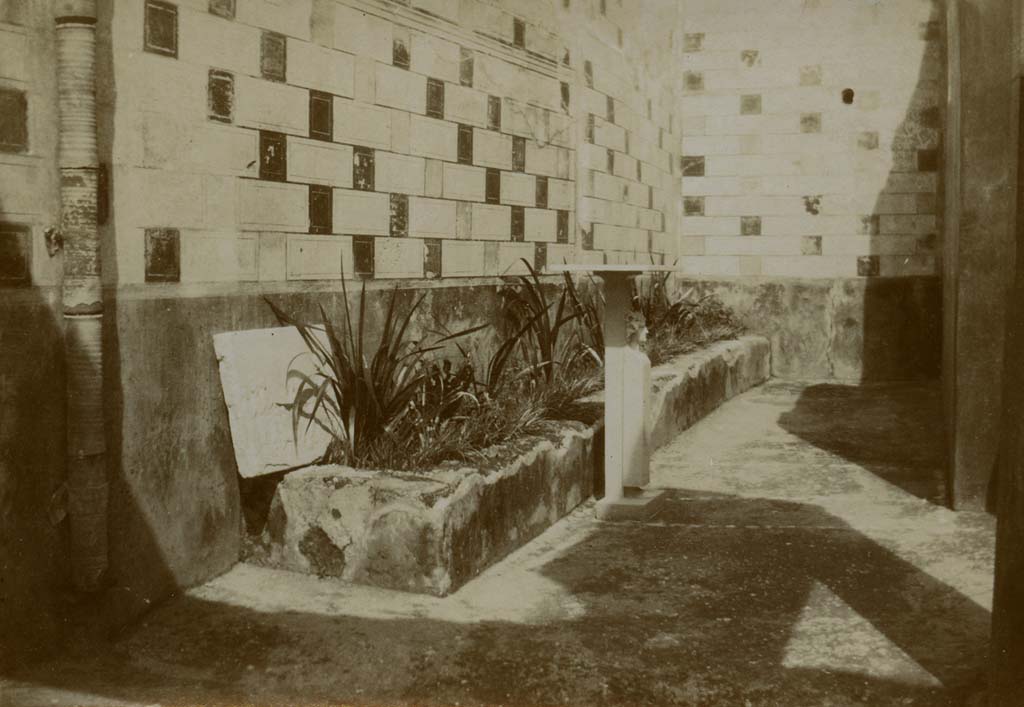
[2,381,996,706]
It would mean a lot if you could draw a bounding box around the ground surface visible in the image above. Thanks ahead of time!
[1,381,995,706]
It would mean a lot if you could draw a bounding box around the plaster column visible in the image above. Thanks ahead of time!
[56,0,106,591]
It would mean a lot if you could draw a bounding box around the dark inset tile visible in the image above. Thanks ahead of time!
[425,238,442,278]
[457,124,474,165]
[624,131,630,155]
[616,27,623,48]
[209,0,235,19]
[261,30,286,82]
[648,185,654,209]
[683,196,705,217]
[512,136,526,172]
[740,94,761,115]
[684,33,704,52]
[799,65,822,86]
[485,168,500,204]
[536,176,548,209]
[513,17,525,48]
[353,146,374,191]
[390,193,408,237]
[801,235,822,255]
[800,112,822,133]
[144,227,179,283]
[0,225,30,285]
[684,71,703,92]
[487,95,502,130]
[917,148,940,172]
[309,89,332,140]
[560,81,570,113]
[581,225,593,250]
[635,160,642,182]
[459,47,474,86]
[583,60,594,88]
[556,210,569,244]
[353,236,374,277]
[259,130,287,181]
[562,47,571,66]
[920,20,941,41]
[741,49,759,67]
[426,77,445,119]
[0,88,27,153]
[606,149,615,174]
[858,131,879,150]
[585,113,595,143]
[511,206,525,241]
[803,195,822,215]
[860,214,881,235]
[858,254,880,277]
[741,216,761,236]
[534,242,547,273]
[208,70,234,123]
[309,185,332,235]
[144,0,178,58]
[392,36,410,69]
[681,155,705,177]
[606,95,615,123]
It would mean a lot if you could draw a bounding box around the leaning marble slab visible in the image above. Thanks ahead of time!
[214,326,330,478]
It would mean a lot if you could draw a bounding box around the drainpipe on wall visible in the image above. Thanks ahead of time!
[55,0,106,592]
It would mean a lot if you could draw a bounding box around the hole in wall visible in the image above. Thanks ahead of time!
[842,88,855,105]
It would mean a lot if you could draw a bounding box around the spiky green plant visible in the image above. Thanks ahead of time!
[266,279,484,466]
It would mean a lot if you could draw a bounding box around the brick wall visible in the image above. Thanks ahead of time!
[677,0,943,279]
[106,0,681,285]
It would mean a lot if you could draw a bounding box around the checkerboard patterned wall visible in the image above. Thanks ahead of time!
[677,0,943,279]
[109,0,682,285]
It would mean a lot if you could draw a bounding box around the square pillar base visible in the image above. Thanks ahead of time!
[595,488,669,522]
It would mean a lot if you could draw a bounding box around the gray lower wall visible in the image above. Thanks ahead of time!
[676,276,942,382]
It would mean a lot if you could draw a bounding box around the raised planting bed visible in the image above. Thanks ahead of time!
[241,335,770,596]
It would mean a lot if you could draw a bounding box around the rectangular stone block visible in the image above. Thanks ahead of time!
[375,152,426,195]
[179,10,259,76]
[525,142,559,177]
[500,172,535,206]
[496,242,535,275]
[375,237,424,279]
[471,204,511,240]
[179,230,257,283]
[473,129,513,169]
[234,75,308,134]
[409,115,458,161]
[525,208,557,242]
[334,4,392,62]
[237,0,312,40]
[409,197,456,239]
[288,138,353,187]
[239,181,307,231]
[410,31,460,83]
[286,234,354,280]
[334,98,392,149]
[547,179,573,211]
[289,39,355,97]
[333,189,389,235]
[442,239,485,276]
[375,63,427,114]
[443,163,486,202]
[445,83,488,127]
